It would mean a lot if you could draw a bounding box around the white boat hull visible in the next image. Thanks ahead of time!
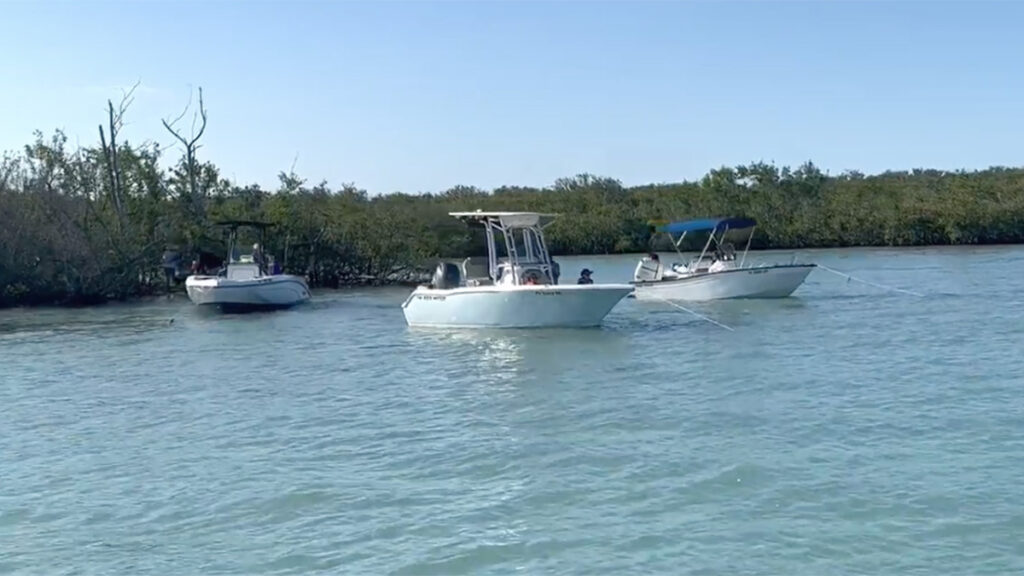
[401,284,633,328]
[633,264,815,301]
[185,274,311,312]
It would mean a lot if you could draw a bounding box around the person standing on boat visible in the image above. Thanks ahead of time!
[577,268,594,284]
[252,243,265,273]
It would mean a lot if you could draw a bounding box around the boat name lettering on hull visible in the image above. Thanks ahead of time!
[418,294,447,301]
[534,291,561,295]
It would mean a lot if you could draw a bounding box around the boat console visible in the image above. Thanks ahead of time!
[226,262,261,281]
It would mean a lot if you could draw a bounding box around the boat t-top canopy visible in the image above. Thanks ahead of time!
[212,220,276,270]
[449,211,559,228]
[656,217,757,235]
[652,216,759,268]
[449,211,559,285]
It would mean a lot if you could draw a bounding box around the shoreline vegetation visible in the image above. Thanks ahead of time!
[2,87,1024,308]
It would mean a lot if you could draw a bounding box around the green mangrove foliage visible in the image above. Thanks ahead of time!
[2,93,1023,307]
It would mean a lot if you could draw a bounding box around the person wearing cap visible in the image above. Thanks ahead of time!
[577,268,594,284]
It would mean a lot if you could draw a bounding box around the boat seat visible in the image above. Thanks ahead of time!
[721,243,737,261]
[521,267,547,285]
[662,263,687,279]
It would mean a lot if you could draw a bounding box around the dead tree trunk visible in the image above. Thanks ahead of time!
[161,86,208,221]
[98,81,137,234]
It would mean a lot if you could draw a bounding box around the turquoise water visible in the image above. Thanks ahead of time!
[2,246,1023,574]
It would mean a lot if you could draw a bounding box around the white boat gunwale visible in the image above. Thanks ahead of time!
[401,282,634,308]
[630,262,816,286]
[186,275,308,287]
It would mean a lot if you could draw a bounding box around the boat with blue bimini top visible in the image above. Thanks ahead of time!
[402,211,634,328]
[185,220,311,313]
[631,217,815,301]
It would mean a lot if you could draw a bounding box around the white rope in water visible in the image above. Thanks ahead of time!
[653,297,735,331]
[815,264,924,297]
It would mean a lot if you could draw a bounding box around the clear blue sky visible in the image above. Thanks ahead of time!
[3,0,1022,194]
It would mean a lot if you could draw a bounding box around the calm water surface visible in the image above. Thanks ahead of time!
[2,247,1023,575]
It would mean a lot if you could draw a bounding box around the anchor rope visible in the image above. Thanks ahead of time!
[815,264,924,297]
[652,296,735,331]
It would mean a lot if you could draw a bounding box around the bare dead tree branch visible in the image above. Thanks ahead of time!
[113,80,140,131]
[161,87,207,153]
[164,84,194,132]
[108,101,123,214]
[161,86,208,228]
[98,124,115,203]
[98,81,139,235]
[192,87,207,146]
[120,80,140,109]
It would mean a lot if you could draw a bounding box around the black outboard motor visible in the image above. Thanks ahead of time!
[431,261,461,289]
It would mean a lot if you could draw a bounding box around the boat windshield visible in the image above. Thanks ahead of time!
[502,228,546,266]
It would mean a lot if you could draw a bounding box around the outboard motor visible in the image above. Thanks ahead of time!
[634,257,662,282]
[431,261,461,289]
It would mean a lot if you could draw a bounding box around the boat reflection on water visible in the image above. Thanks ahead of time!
[407,325,634,386]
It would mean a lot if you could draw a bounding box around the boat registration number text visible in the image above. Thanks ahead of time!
[417,294,447,301]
